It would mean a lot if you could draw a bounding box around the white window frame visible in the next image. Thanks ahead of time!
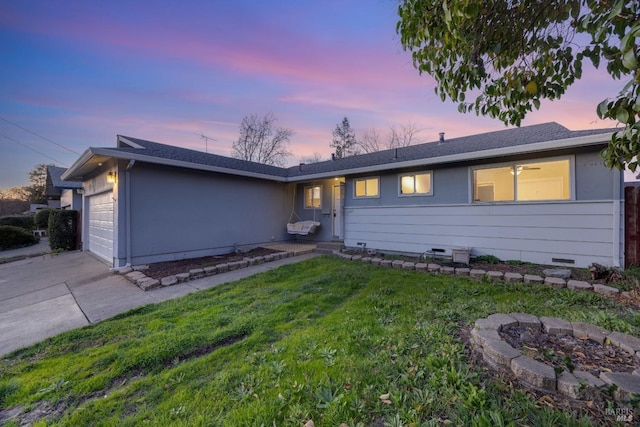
[304,185,322,209]
[470,156,575,203]
[398,171,433,197]
[354,176,380,198]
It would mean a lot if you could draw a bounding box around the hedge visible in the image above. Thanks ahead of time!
[34,209,52,230]
[0,225,39,250]
[0,216,35,230]
[49,210,78,251]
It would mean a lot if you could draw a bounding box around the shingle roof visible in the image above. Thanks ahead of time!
[64,122,615,182]
[46,165,82,189]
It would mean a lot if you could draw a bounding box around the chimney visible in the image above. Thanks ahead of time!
[299,163,305,172]
[331,153,336,161]
[439,132,445,143]
[394,148,398,159]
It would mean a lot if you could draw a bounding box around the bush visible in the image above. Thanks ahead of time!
[0,216,35,230]
[0,225,38,250]
[48,210,78,251]
[34,209,52,229]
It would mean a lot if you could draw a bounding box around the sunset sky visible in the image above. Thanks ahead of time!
[0,0,622,188]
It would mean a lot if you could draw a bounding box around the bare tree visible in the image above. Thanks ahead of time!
[330,117,358,159]
[231,113,293,166]
[358,122,424,154]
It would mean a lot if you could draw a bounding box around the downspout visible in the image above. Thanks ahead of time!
[612,167,622,267]
[125,159,135,267]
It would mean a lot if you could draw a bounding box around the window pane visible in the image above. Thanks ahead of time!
[355,180,366,197]
[473,167,514,202]
[415,173,431,194]
[516,160,570,201]
[401,176,414,194]
[366,178,379,196]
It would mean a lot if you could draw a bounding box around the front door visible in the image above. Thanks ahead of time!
[332,184,344,239]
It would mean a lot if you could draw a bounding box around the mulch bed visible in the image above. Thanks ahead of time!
[142,247,283,280]
[500,326,639,378]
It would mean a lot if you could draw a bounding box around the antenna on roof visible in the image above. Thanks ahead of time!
[198,132,217,153]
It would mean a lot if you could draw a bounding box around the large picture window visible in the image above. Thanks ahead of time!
[304,185,322,208]
[473,159,571,202]
[400,172,432,196]
[354,177,379,198]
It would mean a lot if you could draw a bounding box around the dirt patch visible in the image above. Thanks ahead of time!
[500,326,639,378]
[142,247,282,280]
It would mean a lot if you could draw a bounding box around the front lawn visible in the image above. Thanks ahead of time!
[1,256,639,426]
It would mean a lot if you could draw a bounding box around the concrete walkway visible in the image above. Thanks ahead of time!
[0,250,320,356]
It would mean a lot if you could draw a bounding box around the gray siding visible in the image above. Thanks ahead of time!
[119,162,291,266]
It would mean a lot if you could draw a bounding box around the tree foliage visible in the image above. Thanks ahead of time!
[27,164,47,203]
[358,122,424,154]
[397,0,640,170]
[231,113,293,167]
[330,117,358,159]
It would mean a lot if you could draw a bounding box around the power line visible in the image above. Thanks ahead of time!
[0,115,80,155]
[0,131,69,166]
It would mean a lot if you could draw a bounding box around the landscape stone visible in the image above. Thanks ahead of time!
[571,322,609,344]
[557,372,582,399]
[483,339,521,369]
[509,313,541,329]
[175,273,190,283]
[415,262,428,272]
[543,268,571,279]
[510,356,556,391]
[486,313,518,329]
[204,266,217,275]
[427,263,441,272]
[132,264,149,271]
[402,262,415,270]
[455,267,470,276]
[371,257,382,265]
[361,257,372,264]
[189,268,205,278]
[227,261,241,271]
[469,269,486,279]
[593,284,620,295]
[351,255,363,262]
[238,259,249,268]
[253,256,265,264]
[504,272,523,283]
[125,271,146,283]
[557,371,604,400]
[574,371,606,388]
[600,372,640,401]
[217,263,229,272]
[117,267,133,275]
[391,260,404,269]
[544,277,566,288]
[379,259,392,267]
[486,271,504,281]
[161,276,178,287]
[523,274,544,284]
[540,316,573,335]
[471,328,501,347]
[440,266,455,275]
[567,280,592,291]
[138,278,161,291]
[607,331,640,353]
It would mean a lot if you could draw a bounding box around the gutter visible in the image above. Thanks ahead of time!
[612,168,622,267]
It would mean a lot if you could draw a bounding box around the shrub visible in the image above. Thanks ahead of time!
[0,225,38,250]
[34,209,52,229]
[0,216,35,230]
[49,210,78,251]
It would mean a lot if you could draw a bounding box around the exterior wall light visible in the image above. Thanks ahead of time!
[107,171,117,183]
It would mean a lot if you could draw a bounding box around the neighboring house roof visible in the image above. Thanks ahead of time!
[62,122,616,183]
[47,166,83,189]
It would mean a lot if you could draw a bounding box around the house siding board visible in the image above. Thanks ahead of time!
[344,202,617,267]
[126,163,291,265]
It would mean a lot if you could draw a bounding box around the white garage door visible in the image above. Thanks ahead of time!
[87,191,114,262]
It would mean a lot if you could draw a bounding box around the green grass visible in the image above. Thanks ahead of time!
[1,256,639,426]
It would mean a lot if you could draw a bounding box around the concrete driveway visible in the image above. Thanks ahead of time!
[0,249,320,356]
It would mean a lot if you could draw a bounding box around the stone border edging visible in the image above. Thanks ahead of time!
[116,251,294,291]
[472,313,640,402]
[331,251,626,298]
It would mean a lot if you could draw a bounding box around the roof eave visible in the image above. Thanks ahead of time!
[286,132,613,182]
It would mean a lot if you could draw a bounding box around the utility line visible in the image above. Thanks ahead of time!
[0,115,80,155]
[0,131,69,166]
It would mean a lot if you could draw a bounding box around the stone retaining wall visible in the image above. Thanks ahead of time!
[472,313,640,402]
[118,251,294,291]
